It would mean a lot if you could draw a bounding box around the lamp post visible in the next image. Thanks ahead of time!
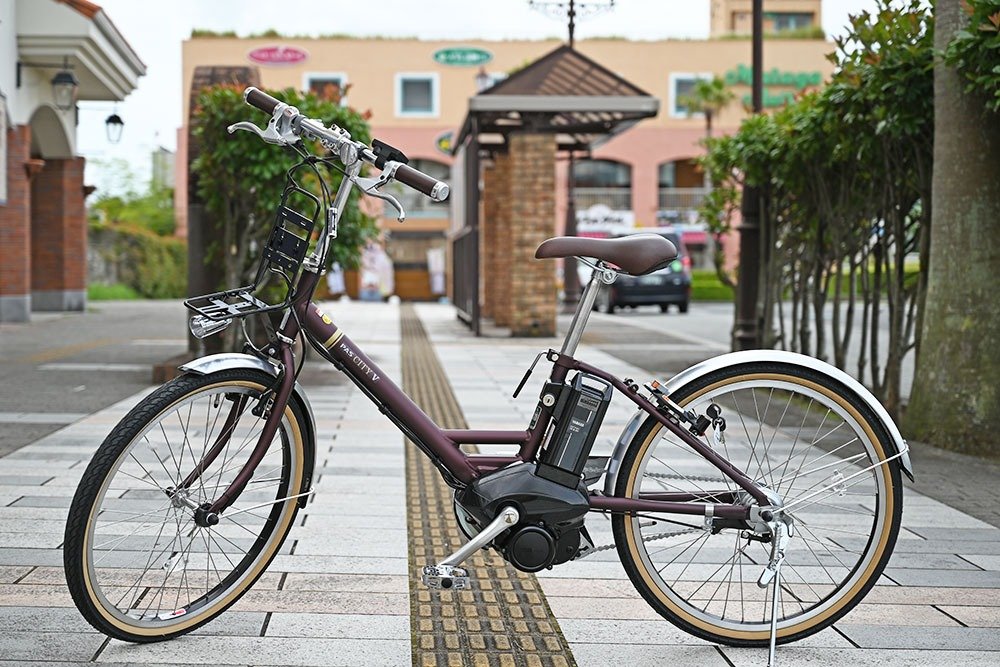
[733,0,764,350]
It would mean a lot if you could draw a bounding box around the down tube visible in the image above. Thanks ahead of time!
[301,302,478,483]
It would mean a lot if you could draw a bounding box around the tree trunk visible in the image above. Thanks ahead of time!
[906,0,1000,455]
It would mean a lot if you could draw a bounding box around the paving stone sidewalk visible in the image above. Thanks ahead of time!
[414,302,1000,667]
[2,300,999,667]
[0,301,410,666]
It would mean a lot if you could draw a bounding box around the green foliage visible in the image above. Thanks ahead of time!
[87,283,141,301]
[678,76,735,136]
[89,224,187,299]
[89,185,175,236]
[944,0,1000,112]
[699,0,933,412]
[691,269,735,301]
[716,26,827,40]
[191,86,377,293]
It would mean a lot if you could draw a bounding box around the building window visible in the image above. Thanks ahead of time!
[768,12,815,32]
[303,72,348,104]
[386,159,450,216]
[395,73,439,117]
[658,161,676,189]
[572,159,632,211]
[669,73,712,117]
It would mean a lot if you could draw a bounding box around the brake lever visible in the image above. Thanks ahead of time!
[227,102,300,146]
[353,173,407,223]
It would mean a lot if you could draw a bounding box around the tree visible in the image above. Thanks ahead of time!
[699,0,933,419]
[906,0,1000,455]
[191,85,377,300]
[679,76,735,141]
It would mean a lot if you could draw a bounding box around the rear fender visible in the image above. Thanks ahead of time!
[179,353,318,507]
[603,350,913,496]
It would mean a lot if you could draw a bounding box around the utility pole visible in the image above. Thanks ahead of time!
[528,0,615,307]
[733,0,764,350]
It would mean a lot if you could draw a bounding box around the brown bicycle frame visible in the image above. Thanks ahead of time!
[202,270,765,522]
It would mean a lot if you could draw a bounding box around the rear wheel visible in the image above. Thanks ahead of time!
[64,369,308,642]
[612,362,903,646]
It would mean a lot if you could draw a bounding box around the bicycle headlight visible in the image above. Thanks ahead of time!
[189,314,233,339]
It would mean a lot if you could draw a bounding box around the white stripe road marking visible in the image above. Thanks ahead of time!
[38,363,149,372]
[0,412,88,424]
[130,339,187,346]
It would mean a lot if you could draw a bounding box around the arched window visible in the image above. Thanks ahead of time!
[387,159,450,217]
[572,159,631,211]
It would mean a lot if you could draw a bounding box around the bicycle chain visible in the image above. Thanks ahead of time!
[576,526,702,560]
[645,471,731,484]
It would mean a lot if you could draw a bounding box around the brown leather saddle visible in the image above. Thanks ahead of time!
[535,234,678,276]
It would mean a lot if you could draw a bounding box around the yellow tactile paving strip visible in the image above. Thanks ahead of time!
[401,305,576,667]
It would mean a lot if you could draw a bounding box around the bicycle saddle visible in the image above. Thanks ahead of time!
[535,234,678,276]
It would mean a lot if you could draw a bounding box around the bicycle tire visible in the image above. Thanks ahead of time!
[612,362,903,646]
[64,369,309,642]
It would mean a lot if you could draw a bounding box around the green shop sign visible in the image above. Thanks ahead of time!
[433,47,493,67]
[724,64,823,108]
[724,64,822,90]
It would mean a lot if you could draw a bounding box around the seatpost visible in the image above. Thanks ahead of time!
[560,264,605,357]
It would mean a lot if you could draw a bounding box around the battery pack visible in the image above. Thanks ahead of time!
[537,373,612,488]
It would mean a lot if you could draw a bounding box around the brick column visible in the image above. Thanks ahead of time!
[480,160,502,320]
[490,150,514,327]
[0,125,33,322]
[30,157,87,312]
[508,134,556,337]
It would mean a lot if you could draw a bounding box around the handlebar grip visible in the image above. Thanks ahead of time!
[244,87,281,115]
[394,163,450,202]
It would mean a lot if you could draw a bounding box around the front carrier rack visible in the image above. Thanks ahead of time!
[184,182,321,322]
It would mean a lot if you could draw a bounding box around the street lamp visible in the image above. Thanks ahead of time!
[17,57,79,112]
[105,112,124,144]
[475,67,492,93]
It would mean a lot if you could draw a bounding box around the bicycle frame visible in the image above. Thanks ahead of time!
[194,265,767,523]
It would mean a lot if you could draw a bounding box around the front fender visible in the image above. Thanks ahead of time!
[179,353,318,507]
[603,350,913,496]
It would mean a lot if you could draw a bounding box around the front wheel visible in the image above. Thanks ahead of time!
[64,369,309,642]
[612,362,903,646]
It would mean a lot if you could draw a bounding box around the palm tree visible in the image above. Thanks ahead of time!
[679,76,735,140]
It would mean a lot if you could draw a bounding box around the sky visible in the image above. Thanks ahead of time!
[76,0,881,196]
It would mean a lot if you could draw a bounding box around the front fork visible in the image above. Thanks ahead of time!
[173,327,300,526]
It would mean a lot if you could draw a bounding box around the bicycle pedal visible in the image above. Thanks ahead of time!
[421,564,470,590]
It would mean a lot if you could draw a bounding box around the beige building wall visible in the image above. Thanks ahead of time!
[179,34,833,297]
[710,0,823,36]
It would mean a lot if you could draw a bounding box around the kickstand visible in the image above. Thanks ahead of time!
[757,519,790,667]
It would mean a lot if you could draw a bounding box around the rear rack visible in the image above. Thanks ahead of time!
[185,183,321,322]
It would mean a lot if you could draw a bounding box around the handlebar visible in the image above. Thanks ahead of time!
[241,86,449,203]
[244,87,281,115]
[394,163,450,202]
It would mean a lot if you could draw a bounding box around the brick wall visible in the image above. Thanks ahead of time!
[507,134,556,337]
[480,159,500,320]
[30,156,87,311]
[0,125,32,322]
[490,150,514,328]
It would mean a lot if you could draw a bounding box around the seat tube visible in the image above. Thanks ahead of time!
[560,267,604,357]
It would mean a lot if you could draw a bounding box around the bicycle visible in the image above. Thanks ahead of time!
[64,87,912,665]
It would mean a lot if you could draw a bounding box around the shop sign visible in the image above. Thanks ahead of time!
[435,131,454,156]
[724,64,822,90]
[724,63,822,108]
[577,204,635,233]
[433,47,492,67]
[248,45,309,66]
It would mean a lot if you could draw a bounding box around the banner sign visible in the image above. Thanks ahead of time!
[248,45,309,66]
[433,47,492,67]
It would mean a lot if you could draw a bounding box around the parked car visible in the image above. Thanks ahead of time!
[591,228,692,314]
